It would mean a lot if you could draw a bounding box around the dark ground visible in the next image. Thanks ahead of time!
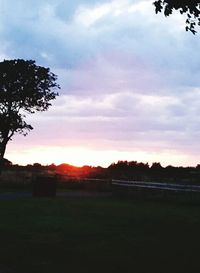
[0,190,111,200]
[0,191,200,273]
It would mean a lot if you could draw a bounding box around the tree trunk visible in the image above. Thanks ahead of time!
[0,142,7,159]
[0,156,3,176]
[0,140,8,176]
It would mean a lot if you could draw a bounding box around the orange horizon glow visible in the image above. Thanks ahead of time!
[5,144,200,168]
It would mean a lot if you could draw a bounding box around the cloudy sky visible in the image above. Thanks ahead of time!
[2,0,200,167]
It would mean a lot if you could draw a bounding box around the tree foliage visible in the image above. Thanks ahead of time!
[0,59,60,160]
[153,0,200,34]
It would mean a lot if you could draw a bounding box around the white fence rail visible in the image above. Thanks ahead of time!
[112,180,200,193]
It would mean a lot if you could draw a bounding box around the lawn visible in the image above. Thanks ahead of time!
[0,195,200,273]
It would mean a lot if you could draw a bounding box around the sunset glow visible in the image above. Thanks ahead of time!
[6,144,196,168]
[1,0,200,167]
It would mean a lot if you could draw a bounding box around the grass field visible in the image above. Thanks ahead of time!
[0,195,200,273]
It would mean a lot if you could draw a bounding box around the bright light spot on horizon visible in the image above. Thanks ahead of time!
[6,145,197,167]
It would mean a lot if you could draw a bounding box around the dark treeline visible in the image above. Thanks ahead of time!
[3,159,200,184]
[108,161,200,184]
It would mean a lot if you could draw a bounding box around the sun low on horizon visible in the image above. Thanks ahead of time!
[6,143,199,168]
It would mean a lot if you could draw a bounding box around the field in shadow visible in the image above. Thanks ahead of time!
[0,196,200,273]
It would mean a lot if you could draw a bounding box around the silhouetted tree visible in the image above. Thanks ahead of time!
[151,162,163,169]
[0,59,60,170]
[33,163,43,170]
[154,0,200,34]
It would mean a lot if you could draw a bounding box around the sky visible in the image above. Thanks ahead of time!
[1,0,200,167]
